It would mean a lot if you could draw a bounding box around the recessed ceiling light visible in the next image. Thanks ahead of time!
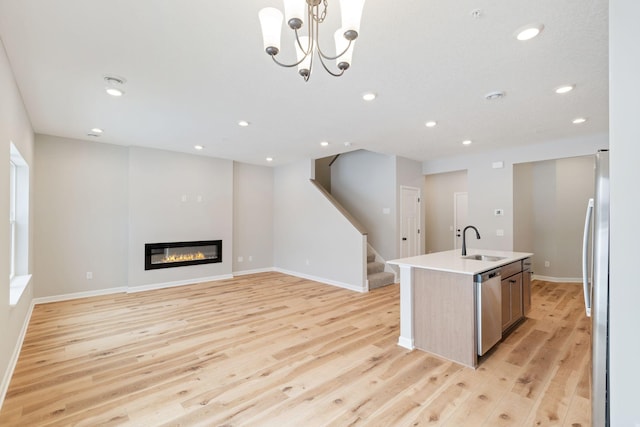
[516,24,544,41]
[320,141,329,147]
[344,141,352,147]
[105,87,124,97]
[90,128,103,134]
[572,117,588,124]
[485,91,506,100]
[238,120,250,127]
[194,145,204,150]
[104,75,126,97]
[425,121,437,128]
[555,84,575,94]
[362,92,377,101]
[266,157,273,162]
[462,140,473,145]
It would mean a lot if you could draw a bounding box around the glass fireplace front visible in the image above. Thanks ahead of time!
[144,240,222,270]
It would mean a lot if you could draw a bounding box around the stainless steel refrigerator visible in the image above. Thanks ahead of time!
[582,149,609,426]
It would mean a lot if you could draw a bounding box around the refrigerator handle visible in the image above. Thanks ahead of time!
[582,198,594,317]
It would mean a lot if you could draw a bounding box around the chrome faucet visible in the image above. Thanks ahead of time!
[462,225,481,256]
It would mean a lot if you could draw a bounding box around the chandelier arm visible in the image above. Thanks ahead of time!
[316,37,353,61]
[293,28,313,58]
[316,53,345,77]
[270,54,307,69]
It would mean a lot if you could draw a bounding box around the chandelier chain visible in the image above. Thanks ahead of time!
[313,0,328,24]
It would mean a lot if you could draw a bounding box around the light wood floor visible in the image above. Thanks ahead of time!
[0,272,590,426]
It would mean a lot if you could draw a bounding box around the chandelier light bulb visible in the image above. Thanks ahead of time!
[339,0,366,35]
[259,7,283,55]
[283,0,305,29]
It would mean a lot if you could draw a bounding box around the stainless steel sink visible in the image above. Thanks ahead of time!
[462,254,506,262]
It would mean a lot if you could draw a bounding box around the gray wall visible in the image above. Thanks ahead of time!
[424,170,468,253]
[513,163,534,258]
[233,162,274,273]
[396,156,426,256]
[0,37,35,405]
[273,160,366,291]
[610,1,640,423]
[423,133,607,253]
[33,137,275,297]
[331,150,396,260]
[514,156,594,280]
[329,150,424,261]
[34,135,129,297]
[127,147,234,288]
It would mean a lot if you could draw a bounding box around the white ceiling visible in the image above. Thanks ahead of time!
[0,0,608,166]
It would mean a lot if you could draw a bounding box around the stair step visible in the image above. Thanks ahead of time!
[367,261,384,275]
[368,272,395,290]
[367,253,375,263]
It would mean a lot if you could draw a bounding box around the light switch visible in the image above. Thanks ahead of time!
[496,229,504,236]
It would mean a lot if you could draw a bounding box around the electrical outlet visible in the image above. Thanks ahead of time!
[496,229,504,236]
[86,272,93,279]
[494,209,504,216]
[544,261,550,267]
[248,256,253,262]
[237,256,243,262]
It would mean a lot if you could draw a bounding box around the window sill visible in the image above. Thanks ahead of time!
[10,274,32,306]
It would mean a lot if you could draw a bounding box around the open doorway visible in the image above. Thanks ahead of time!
[424,170,468,253]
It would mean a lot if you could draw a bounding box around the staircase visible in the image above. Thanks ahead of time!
[367,249,396,290]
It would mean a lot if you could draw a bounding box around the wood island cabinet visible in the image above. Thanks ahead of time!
[501,258,531,332]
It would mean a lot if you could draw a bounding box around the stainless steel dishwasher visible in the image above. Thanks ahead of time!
[476,268,502,355]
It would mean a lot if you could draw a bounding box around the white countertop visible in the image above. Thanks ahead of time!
[387,249,533,275]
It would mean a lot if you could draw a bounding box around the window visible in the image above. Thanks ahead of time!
[9,158,16,280]
[9,142,30,306]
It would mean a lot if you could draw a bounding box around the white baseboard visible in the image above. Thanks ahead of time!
[127,274,233,293]
[532,274,582,283]
[274,268,366,293]
[33,286,128,305]
[233,267,275,277]
[397,336,414,350]
[0,300,35,410]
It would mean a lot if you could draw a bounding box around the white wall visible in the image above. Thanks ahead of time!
[273,160,366,291]
[609,1,640,424]
[233,162,274,274]
[423,134,607,252]
[0,37,35,406]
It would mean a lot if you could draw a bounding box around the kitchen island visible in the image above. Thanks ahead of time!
[388,249,532,368]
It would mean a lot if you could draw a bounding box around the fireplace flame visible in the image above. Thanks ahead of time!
[161,251,206,263]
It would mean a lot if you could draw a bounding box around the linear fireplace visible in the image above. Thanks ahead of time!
[144,240,222,270]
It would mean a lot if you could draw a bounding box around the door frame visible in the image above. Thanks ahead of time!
[453,191,468,249]
[400,185,422,258]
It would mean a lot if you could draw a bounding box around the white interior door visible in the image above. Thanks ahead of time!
[400,186,421,258]
[454,192,468,250]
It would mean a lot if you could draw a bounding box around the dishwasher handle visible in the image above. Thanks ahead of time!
[475,269,501,282]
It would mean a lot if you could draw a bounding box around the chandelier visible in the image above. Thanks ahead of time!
[258,0,366,81]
